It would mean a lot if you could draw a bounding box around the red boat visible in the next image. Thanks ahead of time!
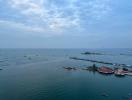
[97,67,114,74]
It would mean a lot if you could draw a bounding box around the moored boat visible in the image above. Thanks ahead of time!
[114,69,128,76]
[125,72,132,76]
[97,67,114,74]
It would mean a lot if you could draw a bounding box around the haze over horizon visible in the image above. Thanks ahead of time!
[0,0,132,48]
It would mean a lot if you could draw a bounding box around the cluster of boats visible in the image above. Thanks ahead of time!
[63,65,132,77]
[97,66,132,76]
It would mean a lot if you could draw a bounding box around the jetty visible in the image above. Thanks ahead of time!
[70,57,132,67]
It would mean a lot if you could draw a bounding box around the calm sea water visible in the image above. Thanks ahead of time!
[0,48,132,100]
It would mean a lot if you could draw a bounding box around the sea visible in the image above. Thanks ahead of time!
[0,48,132,100]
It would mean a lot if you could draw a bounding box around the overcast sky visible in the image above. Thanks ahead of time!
[0,0,132,48]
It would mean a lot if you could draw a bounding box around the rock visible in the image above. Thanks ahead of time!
[28,57,32,60]
[63,67,77,70]
[82,52,103,55]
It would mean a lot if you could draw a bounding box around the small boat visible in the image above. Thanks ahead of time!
[115,71,125,76]
[125,72,132,76]
[114,69,128,76]
[97,67,114,74]
[63,67,76,70]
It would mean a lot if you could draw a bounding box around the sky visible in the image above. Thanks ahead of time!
[0,0,132,48]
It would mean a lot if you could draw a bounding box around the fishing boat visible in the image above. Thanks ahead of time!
[125,72,132,76]
[63,67,76,70]
[114,69,128,76]
[97,67,114,74]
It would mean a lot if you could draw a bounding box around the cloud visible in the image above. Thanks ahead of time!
[74,0,112,20]
[0,20,56,38]
[0,20,45,32]
[9,0,44,16]
[0,19,74,37]
[8,0,80,31]
[7,0,112,34]
[88,0,112,20]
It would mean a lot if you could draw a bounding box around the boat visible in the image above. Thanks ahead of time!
[125,72,132,76]
[114,69,128,76]
[97,67,114,74]
[63,67,76,70]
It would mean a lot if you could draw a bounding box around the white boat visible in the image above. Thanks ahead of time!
[114,69,126,76]
[125,72,132,76]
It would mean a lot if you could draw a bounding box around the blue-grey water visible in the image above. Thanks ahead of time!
[0,48,132,100]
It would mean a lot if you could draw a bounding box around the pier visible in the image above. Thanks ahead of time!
[70,57,132,67]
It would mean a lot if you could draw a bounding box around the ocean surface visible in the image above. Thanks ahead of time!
[0,48,132,100]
